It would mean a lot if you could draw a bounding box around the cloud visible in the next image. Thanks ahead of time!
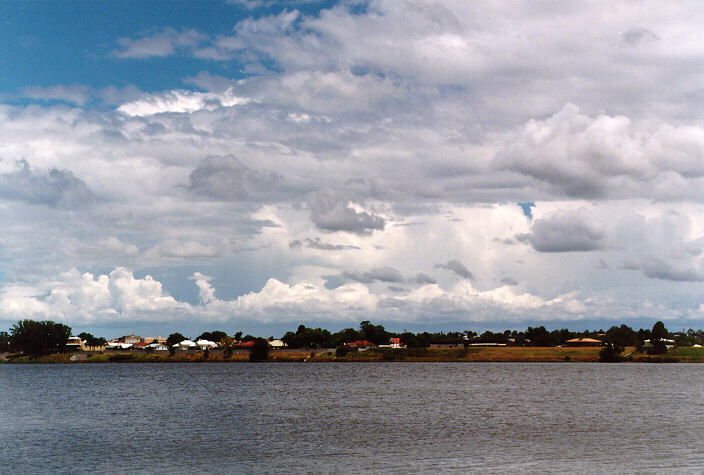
[289,237,360,251]
[623,257,703,282]
[342,266,405,284]
[435,259,473,279]
[0,268,190,323]
[188,156,288,202]
[117,88,249,116]
[621,27,660,46]
[114,28,206,58]
[0,160,95,208]
[410,272,437,284]
[22,85,92,106]
[528,208,606,252]
[310,195,385,235]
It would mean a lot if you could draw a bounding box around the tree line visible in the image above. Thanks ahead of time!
[0,318,691,357]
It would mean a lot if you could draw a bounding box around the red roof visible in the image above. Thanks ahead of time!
[346,340,377,347]
[133,342,149,347]
[390,337,401,345]
[233,340,255,348]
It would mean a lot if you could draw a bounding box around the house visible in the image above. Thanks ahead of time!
[132,342,150,350]
[176,339,197,350]
[429,341,465,349]
[389,337,404,349]
[564,338,603,347]
[643,339,675,350]
[146,343,169,351]
[233,340,255,349]
[196,339,218,349]
[268,339,286,348]
[118,334,141,345]
[346,340,377,349]
[66,336,86,352]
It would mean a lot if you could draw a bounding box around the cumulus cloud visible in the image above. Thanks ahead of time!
[0,268,190,323]
[435,259,473,279]
[117,88,249,116]
[0,160,95,208]
[528,208,606,252]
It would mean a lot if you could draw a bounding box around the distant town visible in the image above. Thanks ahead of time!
[3,318,704,363]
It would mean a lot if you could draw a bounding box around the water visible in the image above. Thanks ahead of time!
[2,362,704,473]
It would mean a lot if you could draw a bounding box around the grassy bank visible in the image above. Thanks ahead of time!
[8,346,704,363]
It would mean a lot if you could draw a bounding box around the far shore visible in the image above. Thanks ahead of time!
[3,345,704,364]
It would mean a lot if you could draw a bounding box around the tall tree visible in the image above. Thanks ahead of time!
[10,320,71,356]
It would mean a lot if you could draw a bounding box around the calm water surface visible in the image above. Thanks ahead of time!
[2,362,704,473]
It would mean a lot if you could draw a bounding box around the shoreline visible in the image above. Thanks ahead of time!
[3,346,700,364]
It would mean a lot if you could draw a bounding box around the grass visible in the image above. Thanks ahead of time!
[9,346,704,364]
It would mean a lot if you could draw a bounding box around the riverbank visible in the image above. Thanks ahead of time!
[5,345,704,363]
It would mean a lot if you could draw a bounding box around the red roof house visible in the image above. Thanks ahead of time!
[346,340,377,348]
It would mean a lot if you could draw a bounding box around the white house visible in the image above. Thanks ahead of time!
[176,339,197,350]
[196,339,218,349]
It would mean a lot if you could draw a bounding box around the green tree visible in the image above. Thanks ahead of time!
[648,321,669,355]
[599,341,624,362]
[234,331,243,341]
[249,338,269,361]
[0,331,10,352]
[359,321,390,345]
[220,336,235,359]
[166,333,186,347]
[10,320,72,356]
[77,332,107,347]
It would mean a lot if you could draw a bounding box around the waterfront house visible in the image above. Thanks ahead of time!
[564,338,603,347]
[268,339,286,348]
[196,339,218,349]
[66,336,86,352]
[429,341,465,349]
[176,339,197,350]
[346,340,377,349]
[233,340,255,349]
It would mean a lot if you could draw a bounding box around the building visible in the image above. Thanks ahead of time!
[66,336,86,352]
[564,338,603,347]
[346,340,377,349]
[268,339,286,348]
[429,341,465,349]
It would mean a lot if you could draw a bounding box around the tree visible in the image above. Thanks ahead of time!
[249,338,269,361]
[648,321,669,355]
[166,333,186,347]
[0,331,10,352]
[10,320,71,356]
[359,321,390,345]
[220,336,235,359]
[234,331,243,341]
[599,341,624,362]
[196,330,227,343]
[77,332,106,347]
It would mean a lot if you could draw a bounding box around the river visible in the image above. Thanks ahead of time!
[2,362,703,473]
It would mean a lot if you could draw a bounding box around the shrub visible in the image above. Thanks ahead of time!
[249,338,269,362]
[335,346,351,357]
[599,342,623,362]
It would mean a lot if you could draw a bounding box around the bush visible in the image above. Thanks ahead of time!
[108,354,133,363]
[599,342,623,362]
[335,346,351,357]
[249,338,269,362]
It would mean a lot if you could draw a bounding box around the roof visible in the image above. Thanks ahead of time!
[565,338,603,343]
[233,340,255,348]
[346,340,377,347]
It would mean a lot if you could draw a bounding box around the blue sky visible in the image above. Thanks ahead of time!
[2,0,704,338]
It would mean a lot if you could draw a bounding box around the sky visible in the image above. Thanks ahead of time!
[2,0,704,338]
